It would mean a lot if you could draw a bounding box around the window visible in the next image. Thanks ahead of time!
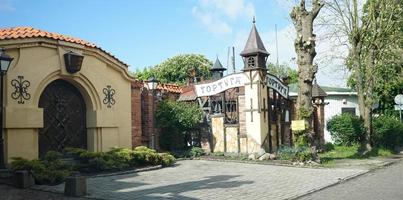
[341,107,356,115]
[247,57,255,68]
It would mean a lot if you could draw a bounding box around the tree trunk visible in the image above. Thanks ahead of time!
[290,0,323,148]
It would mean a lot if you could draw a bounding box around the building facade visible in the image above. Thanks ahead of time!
[0,27,134,163]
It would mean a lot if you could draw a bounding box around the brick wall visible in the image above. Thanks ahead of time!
[131,83,142,148]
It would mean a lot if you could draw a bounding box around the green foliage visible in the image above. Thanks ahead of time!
[159,153,176,167]
[10,147,176,185]
[372,115,403,149]
[133,54,213,85]
[323,142,335,152]
[156,100,202,150]
[190,147,205,157]
[319,145,394,165]
[267,62,298,84]
[65,146,174,173]
[277,146,315,162]
[327,114,365,146]
[10,151,72,185]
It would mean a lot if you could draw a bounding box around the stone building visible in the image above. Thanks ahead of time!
[0,27,136,163]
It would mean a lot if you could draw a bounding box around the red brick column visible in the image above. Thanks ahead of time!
[131,83,143,148]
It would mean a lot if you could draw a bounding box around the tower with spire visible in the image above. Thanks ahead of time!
[241,17,270,70]
[241,18,271,152]
[210,57,226,80]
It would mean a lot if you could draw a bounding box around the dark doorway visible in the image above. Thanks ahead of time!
[38,79,87,158]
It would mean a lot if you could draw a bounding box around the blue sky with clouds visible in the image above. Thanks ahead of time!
[0,0,348,86]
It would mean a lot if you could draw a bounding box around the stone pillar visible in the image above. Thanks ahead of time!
[211,114,225,152]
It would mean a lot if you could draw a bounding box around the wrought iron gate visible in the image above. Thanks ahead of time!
[38,80,87,158]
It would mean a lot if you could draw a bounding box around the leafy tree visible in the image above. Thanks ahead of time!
[133,54,212,85]
[324,0,402,153]
[155,100,203,150]
[267,62,298,84]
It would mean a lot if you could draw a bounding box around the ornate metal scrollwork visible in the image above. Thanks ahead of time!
[103,85,116,108]
[11,76,31,104]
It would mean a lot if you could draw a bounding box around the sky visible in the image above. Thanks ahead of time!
[0,0,349,87]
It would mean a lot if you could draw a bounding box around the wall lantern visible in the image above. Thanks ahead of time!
[64,51,84,73]
[0,48,13,74]
[0,48,13,169]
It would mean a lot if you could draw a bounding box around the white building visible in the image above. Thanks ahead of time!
[289,84,359,143]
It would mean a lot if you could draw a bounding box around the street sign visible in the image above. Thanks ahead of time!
[394,94,403,105]
[395,104,403,111]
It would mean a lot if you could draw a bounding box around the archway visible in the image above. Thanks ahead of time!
[38,79,87,158]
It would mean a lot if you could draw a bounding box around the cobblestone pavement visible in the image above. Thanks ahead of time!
[298,159,403,200]
[32,160,366,200]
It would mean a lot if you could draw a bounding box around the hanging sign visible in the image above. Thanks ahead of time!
[195,73,246,97]
[266,74,289,98]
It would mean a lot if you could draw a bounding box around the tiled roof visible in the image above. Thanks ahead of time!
[178,86,197,101]
[157,83,182,93]
[0,27,128,67]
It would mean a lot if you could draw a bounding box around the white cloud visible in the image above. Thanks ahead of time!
[0,0,15,11]
[192,7,232,35]
[192,0,255,35]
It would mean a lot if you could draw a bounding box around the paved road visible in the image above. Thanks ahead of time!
[33,160,365,200]
[298,159,403,200]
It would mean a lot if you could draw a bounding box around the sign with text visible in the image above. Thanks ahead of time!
[195,73,246,97]
[266,74,289,98]
[291,120,306,131]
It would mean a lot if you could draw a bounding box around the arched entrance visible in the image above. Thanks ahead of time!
[38,79,87,158]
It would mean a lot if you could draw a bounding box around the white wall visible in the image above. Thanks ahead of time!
[324,94,359,142]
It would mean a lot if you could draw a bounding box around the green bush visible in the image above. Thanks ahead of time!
[11,147,177,185]
[372,115,403,149]
[323,142,335,152]
[156,100,202,151]
[159,153,176,167]
[190,147,205,157]
[10,151,72,185]
[277,146,315,162]
[65,146,173,172]
[327,114,365,146]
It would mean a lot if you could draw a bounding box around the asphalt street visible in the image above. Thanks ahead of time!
[298,159,403,200]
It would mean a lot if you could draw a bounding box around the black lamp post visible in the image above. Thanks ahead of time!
[146,77,159,149]
[0,48,13,169]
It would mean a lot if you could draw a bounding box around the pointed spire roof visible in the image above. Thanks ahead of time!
[312,79,327,98]
[210,57,226,71]
[240,19,269,56]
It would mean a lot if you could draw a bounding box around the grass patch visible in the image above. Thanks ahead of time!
[319,145,395,166]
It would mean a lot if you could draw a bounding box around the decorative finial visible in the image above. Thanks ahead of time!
[253,16,256,24]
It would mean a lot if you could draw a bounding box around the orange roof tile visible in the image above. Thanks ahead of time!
[157,83,182,93]
[0,27,128,67]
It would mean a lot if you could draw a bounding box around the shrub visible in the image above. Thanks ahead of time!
[372,115,403,149]
[132,146,161,166]
[159,153,176,167]
[156,100,202,150]
[190,147,205,157]
[323,142,335,152]
[10,151,72,185]
[327,114,365,146]
[277,146,315,162]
